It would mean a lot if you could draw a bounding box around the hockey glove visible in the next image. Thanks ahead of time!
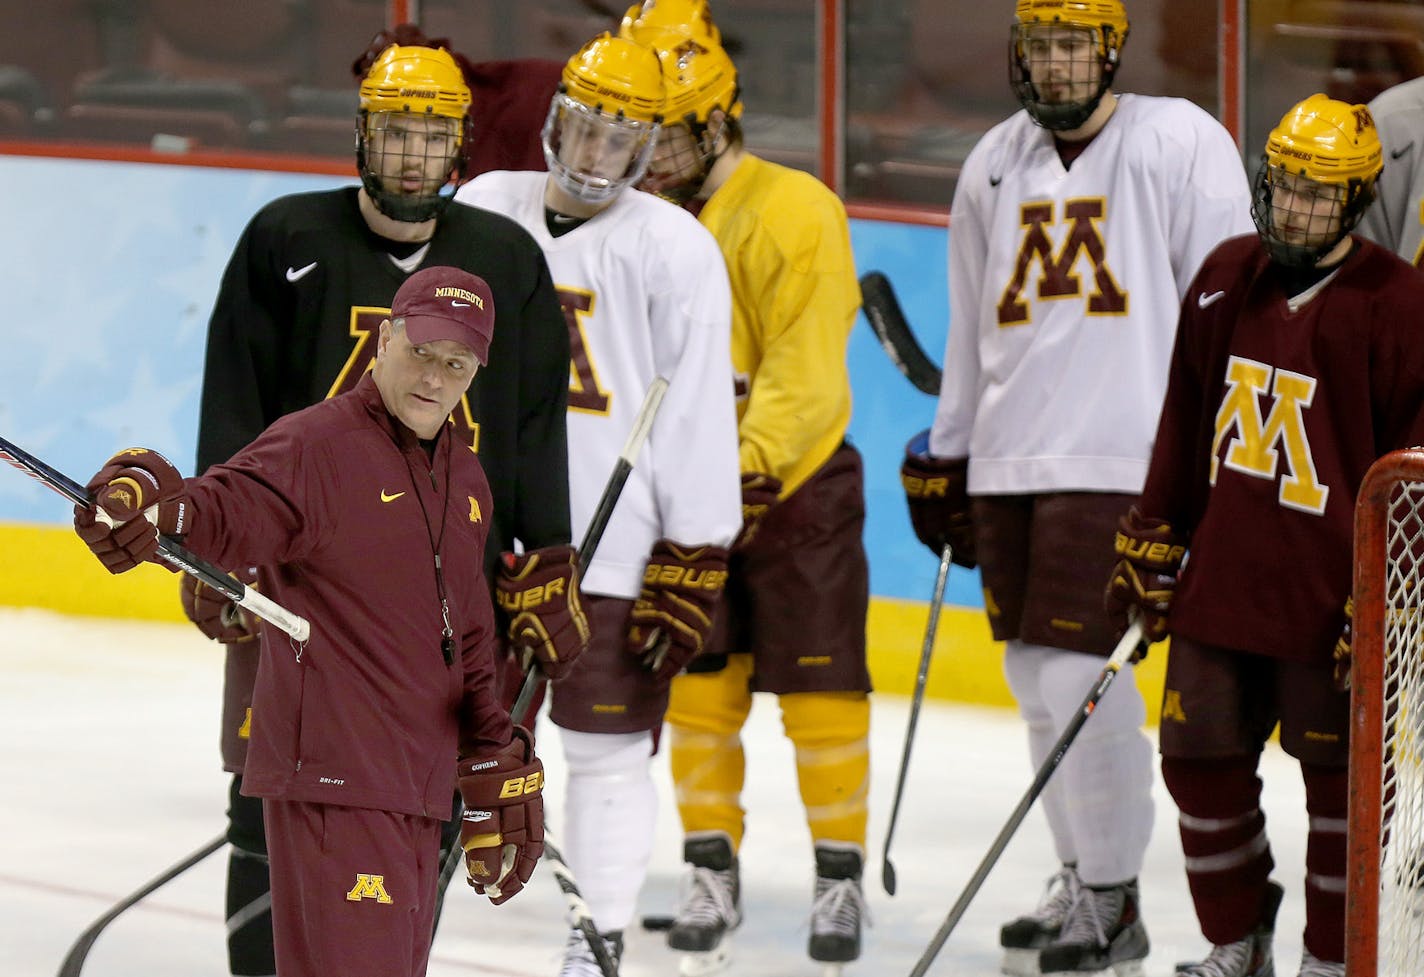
[900,431,976,569]
[495,545,590,681]
[456,725,544,905]
[181,567,261,644]
[736,472,782,548]
[74,448,189,574]
[626,539,730,681]
[1104,506,1186,644]
[1333,596,1354,692]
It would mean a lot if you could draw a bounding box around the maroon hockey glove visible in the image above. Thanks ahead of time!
[626,539,730,681]
[495,545,590,681]
[1104,506,1186,644]
[736,472,782,548]
[900,432,976,568]
[1333,596,1354,692]
[181,567,261,644]
[74,448,189,574]
[457,725,544,905]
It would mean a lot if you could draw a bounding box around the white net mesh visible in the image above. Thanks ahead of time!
[1375,482,1424,976]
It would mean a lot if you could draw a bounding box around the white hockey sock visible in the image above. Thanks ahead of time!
[1037,646,1154,885]
[1005,640,1077,866]
[559,728,658,933]
[1005,641,1154,884]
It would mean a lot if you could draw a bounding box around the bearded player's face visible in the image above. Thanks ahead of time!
[1022,25,1101,106]
[364,112,461,198]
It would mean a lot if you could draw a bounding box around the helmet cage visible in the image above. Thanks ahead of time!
[1009,21,1122,131]
[356,110,469,223]
[542,92,662,205]
[638,111,730,204]
[1250,160,1375,268]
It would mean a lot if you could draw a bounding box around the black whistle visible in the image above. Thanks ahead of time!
[441,636,455,664]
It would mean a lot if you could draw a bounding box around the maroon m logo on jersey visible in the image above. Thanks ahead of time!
[996,198,1128,326]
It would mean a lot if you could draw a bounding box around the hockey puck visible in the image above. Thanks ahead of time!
[640,913,676,931]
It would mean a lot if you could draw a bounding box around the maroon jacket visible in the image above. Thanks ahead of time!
[182,373,513,818]
[1141,234,1424,662]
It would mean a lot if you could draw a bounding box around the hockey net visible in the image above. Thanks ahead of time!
[1349,449,1424,977]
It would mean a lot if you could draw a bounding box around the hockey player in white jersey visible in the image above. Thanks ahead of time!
[900,2,1253,976]
[454,31,741,977]
[1359,75,1424,265]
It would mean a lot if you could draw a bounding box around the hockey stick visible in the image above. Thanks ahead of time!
[57,832,226,977]
[907,619,1148,977]
[881,542,953,896]
[859,271,942,396]
[0,435,310,643]
[440,376,671,977]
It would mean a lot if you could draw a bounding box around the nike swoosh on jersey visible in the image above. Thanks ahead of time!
[1198,290,1226,308]
[451,301,470,307]
[380,490,406,503]
[989,174,1003,187]
[1393,142,1414,160]
[286,261,318,282]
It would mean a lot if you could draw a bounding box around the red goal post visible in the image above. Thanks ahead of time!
[1349,449,1424,977]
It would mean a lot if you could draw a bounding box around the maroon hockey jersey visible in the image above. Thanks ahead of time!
[1141,234,1424,662]
[182,374,513,817]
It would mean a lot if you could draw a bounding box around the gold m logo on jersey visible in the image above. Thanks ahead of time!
[345,874,394,903]
[1210,355,1328,515]
[997,198,1127,325]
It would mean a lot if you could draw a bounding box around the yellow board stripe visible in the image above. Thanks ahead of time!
[0,523,1167,722]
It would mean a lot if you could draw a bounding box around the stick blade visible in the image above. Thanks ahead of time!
[858,271,942,396]
[882,858,898,896]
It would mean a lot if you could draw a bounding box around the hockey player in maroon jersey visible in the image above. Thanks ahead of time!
[74,268,550,977]
[182,33,574,977]
[1106,94,1424,977]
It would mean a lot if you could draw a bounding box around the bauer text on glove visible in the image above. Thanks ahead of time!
[1103,506,1185,644]
[456,725,544,905]
[900,431,975,568]
[496,545,590,681]
[626,539,729,681]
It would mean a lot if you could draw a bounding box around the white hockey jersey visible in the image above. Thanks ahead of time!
[1360,75,1424,265]
[455,172,741,598]
[930,94,1254,494]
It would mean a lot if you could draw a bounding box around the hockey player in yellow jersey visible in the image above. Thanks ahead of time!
[624,5,872,971]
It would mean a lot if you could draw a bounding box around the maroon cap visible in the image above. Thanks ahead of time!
[391,266,496,364]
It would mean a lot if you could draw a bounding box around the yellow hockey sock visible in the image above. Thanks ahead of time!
[667,656,755,850]
[780,691,870,849]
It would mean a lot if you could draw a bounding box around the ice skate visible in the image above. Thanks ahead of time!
[1038,878,1148,977]
[807,843,868,975]
[1294,949,1343,977]
[557,926,623,977]
[1174,880,1283,977]
[669,833,741,977]
[1000,864,1082,976]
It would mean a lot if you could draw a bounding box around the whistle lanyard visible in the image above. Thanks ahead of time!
[402,434,456,665]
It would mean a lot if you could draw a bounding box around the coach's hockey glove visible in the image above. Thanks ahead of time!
[456,725,544,905]
[736,472,783,547]
[626,539,730,681]
[1104,506,1186,644]
[73,448,189,573]
[1333,595,1354,691]
[180,567,261,644]
[495,545,590,681]
[900,431,976,568]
